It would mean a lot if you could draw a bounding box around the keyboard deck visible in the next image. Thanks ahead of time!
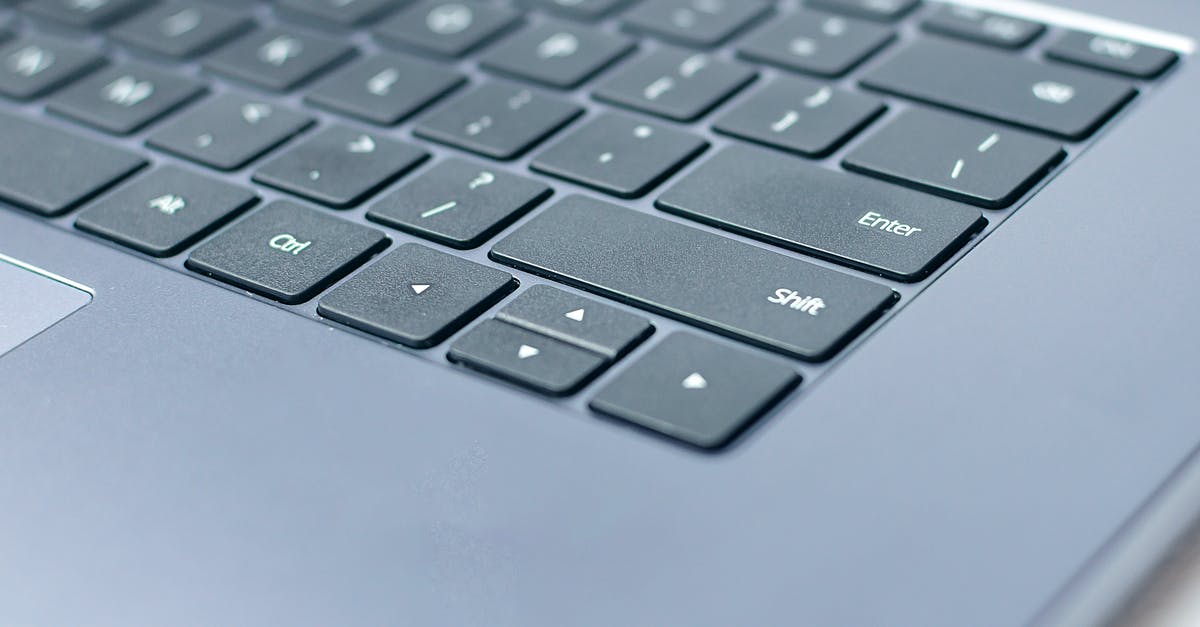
[0,0,1186,449]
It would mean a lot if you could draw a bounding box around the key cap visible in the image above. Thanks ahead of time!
[276,0,399,27]
[531,113,707,198]
[186,201,389,304]
[367,158,552,249]
[448,319,609,396]
[657,145,986,281]
[374,1,519,58]
[491,195,899,361]
[806,0,918,22]
[861,39,1137,140]
[23,0,149,29]
[1046,31,1178,79]
[253,126,428,208]
[75,166,257,257]
[318,244,518,348]
[0,36,105,100]
[590,332,799,448]
[844,108,1065,209]
[622,0,771,48]
[414,83,584,160]
[921,5,1044,49]
[593,48,756,122]
[738,10,894,78]
[147,94,315,171]
[0,111,146,216]
[518,0,631,21]
[202,27,355,91]
[47,62,207,134]
[496,285,653,359]
[304,53,465,126]
[481,21,635,89]
[713,76,885,157]
[111,3,254,59]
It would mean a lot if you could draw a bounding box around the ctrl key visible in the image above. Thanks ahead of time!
[186,201,389,304]
[590,333,800,449]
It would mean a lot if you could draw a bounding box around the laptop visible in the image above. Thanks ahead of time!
[1,0,1197,624]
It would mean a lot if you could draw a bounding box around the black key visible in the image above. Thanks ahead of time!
[622,0,771,48]
[594,48,756,122]
[519,0,630,21]
[374,1,519,58]
[202,28,355,91]
[844,108,1065,209]
[481,21,635,89]
[713,76,884,157]
[367,158,552,249]
[806,0,917,22]
[921,5,1044,49]
[23,0,149,29]
[738,10,894,78]
[0,36,105,100]
[496,285,652,359]
[531,113,707,198]
[861,39,1137,140]
[111,3,254,58]
[276,0,399,27]
[0,111,146,216]
[47,62,207,134]
[657,145,986,281]
[491,196,899,361]
[147,94,315,170]
[414,83,584,160]
[305,53,465,126]
[75,166,257,257]
[590,333,799,448]
[253,126,428,208]
[1046,31,1178,79]
[448,319,609,396]
[186,201,389,304]
[318,244,517,348]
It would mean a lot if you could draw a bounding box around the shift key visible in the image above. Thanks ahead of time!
[490,196,898,362]
[657,145,986,282]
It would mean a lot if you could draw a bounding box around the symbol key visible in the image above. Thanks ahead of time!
[481,21,635,89]
[367,158,552,249]
[75,166,257,257]
[374,1,519,58]
[590,332,800,449]
[186,201,389,304]
[531,113,707,198]
[147,94,315,171]
[448,319,609,396]
[714,75,885,157]
[22,0,150,29]
[202,27,355,92]
[622,0,772,48]
[110,3,253,58]
[518,0,632,21]
[305,53,465,126]
[0,36,105,100]
[805,0,918,22]
[414,82,584,160]
[594,47,756,121]
[318,244,518,348]
[843,108,1065,208]
[497,285,653,359]
[253,125,429,208]
[275,0,399,27]
[920,5,1044,49]
[738,9,894,78]
[47,61,207,134]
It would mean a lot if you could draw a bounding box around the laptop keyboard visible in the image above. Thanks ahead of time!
[0,0,1184,449]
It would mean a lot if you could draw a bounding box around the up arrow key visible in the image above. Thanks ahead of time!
[681,372,708,390]
[410,284,431,295]
[565,308,585,322]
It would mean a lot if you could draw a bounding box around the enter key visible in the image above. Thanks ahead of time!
[657,144,987,282]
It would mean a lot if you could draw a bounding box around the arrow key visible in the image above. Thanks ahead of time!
[318,243,517,348]
[591,333,800,449]
[497,285,652,359]
[448,319,609,396]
